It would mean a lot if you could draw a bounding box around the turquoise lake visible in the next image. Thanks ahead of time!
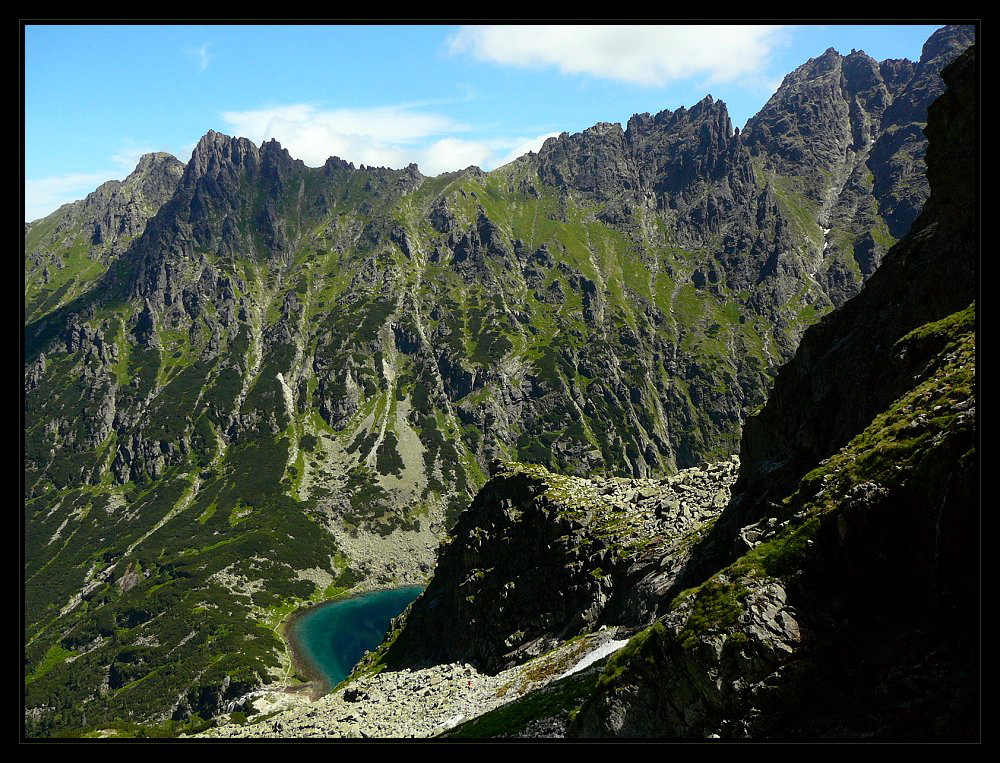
[290,586,423,688]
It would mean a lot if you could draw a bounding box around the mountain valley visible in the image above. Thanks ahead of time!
[23,26,976,739]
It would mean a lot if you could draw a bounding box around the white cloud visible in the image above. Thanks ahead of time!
[449,25,786,86]
[221,103,562,177]
[222,103,471,169]
[417,138,493,176]
[184,42,212,72]
[494,132,562,167]
[25,171,118,222]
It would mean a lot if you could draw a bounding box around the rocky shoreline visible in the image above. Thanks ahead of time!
[192,630,627,739]
[280,601,336,697]
[279,585,426,695]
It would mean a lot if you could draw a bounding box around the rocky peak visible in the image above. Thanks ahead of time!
[323,155,356,174]
[535,94,741,206]
[770,46,841,91]
[174,131,306,254]
[627,96,738,196]
[23,149,185,314]
[841,49,883,93]
[120,133,282,301]
[742,41,921,168]
[258,137,307,193]
[686,93,730,128]
[79,152,183,225]
[536,120,632,199]
[399,162,426,192]
[132,151,181,173]
[879,57,917,92]
[870,24,975,237]
[628,95,734,146]
[921,23,976,65]
[584,121,624,138]
[743,47,859,183]
[183,129,261,188]
[123,152,185,202]
[259,138,303,170]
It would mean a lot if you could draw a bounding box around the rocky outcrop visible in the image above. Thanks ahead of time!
[24,152,184,323]
[171,674,257,724]
[376,459,738,674]
[571,581,801,737]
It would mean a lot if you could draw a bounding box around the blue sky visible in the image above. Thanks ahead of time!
[24,23,947,221]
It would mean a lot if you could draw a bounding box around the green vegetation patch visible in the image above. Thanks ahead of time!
[676,579,750,650]
[144,362,212,442]
[447,671,600,738]
[598,622,666,689]
[25,643,76,684]
[375,431,404,476]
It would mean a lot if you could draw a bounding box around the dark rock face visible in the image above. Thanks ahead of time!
[571,45,977,740]
[538,96,740,200]
[387,470,626,673]
[721,42,977,544]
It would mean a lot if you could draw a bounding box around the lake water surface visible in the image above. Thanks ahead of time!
[290,586,423,688]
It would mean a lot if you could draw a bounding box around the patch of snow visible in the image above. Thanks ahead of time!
[439,714,465,729]
[558,639,630,680]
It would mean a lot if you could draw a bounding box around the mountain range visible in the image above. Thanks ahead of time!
[23,24,976,737]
